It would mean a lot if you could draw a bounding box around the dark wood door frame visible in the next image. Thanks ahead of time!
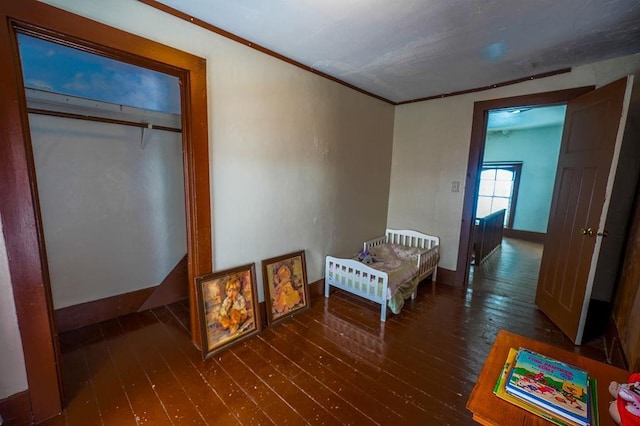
[455,86,594,287]
[0,1,212,422]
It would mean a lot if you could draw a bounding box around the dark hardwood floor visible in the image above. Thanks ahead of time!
[38,238,613,425]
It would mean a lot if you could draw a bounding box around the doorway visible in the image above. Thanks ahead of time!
[0,3,211,421]
[469,105,567,284]
[455,87,594,288]
[458,80,636,346]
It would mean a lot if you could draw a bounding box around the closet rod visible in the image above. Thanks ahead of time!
[27,107,182,133]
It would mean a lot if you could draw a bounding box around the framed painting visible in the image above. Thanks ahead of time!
[195,263,261,359]
[261,250,310,325]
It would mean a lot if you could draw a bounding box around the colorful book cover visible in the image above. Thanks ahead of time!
[505,348,590,426]
[494,348,580,426]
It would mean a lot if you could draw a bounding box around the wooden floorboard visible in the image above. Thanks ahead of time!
[40,238,614,425]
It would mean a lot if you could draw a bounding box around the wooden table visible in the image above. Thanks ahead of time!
[466,330,630,425]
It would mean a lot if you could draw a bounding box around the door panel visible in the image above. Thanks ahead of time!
[536,77,631,344]
[566,100,609,152]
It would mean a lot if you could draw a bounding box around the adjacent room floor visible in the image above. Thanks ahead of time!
[40,238,612,425]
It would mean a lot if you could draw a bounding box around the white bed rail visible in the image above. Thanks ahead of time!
[325,256,390,321]
[416,245,439,282]
[363,235,386,252]
[385,229,439,250]
[364,229,439,251]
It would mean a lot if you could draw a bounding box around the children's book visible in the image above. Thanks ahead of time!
[505,348,591,426]
[494,348,580,426]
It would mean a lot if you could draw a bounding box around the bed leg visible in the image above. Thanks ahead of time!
[380,304,387,322]
[324,281,330,297]
[432,267,438,283]
[411,290,417,300]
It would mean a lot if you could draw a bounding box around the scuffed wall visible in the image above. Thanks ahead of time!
[39,0,396,299]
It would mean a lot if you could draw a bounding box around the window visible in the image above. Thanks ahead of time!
[476,162,521,228]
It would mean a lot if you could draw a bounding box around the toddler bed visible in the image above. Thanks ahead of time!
[324,229,439,321]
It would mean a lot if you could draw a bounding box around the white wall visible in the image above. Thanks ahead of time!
[484,125,564,233]
[38,0,396,298]
[389,53,640,271]
[1,0,395,399]
[0,218,29,399]
[30,114,187,308]
[4,0,638,403]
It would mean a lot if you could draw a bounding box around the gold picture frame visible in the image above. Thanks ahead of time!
[195,263,261,359]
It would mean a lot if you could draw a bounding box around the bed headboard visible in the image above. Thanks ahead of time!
[385,229,439,250]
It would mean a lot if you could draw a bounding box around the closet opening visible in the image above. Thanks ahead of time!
[1,11,211,420]
[18,32,189,335]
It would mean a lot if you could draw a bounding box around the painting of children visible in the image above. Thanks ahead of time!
[218,277,248,334]
[196,263,261,359]
[262,251,309,325]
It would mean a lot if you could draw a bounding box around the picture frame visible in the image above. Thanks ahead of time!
[261,250,310,326]
[195,263,261,359]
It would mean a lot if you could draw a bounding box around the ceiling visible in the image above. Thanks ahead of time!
[487,105,567,131]
[155,0,640,104]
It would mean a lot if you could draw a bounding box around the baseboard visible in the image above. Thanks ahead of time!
[56,255,188,332]
[434,267,455,286]
[309,278,324,300]
[0,391,31,425]
[605,316,629,370]
[139,255,189,311]
[503,228,546,244]
[258,301,268,328]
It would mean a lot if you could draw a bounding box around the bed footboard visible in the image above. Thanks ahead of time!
[386,229,439,251]
[325,256,390,321]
